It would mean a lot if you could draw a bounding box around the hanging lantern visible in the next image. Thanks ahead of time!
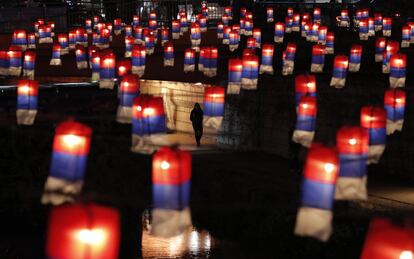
[113,18,122,35]
[259,43,274,75]
[308,23,320,42]
[224,6,232,19]
[161,27,169,46]
[382,40,399,73]
[7,46,22,76]
[132,15,140,27]
[163,41,174,67]
[199,16,207,32]
[274,22,285,43]
[360,106,387,164]
[374,13,382,32]
[266,7,274,23]
[382,17,392,37]
[368,18,375,37]
[317,26,328,45]
[203,86,225,130]
[217,22,224,39]
[85,18,92,33]
[131,95,167,154]
[184,48,195,73]
[295,74,316,106]
[23,51,36,80]
[359,18,369,40]
[244,19,253,36]
[389,53,407,88]
[0,51,7,76]
[292,95,317,147]
[171,20,180,40]
[203,47,218,77]
[117,74,140,124]
[41,121,92,205]
[116,59,131,78]
[294,143,338,242]
[339,9,350,27]
[401,25,411,48]
[68,30,76,49]
[91,51,100,82]
[16,79,38,125]
[27,33,36,49]
[124,36,134,58]
[190,22,201,52]
[132,44,146,77]
[241,55,259,90]
[38,25,53,44]
[285,17,293,34]
[335,126,369,200]
[330,55,349,88]
[75,45,88,70]
[227,58,243,95]
[375,37,386,62]
[12,30,27,51]
[133,26,143,44]
[99,28,110,49]
[313,7,321,23]
[99,52,116,89]
[145,33,155,55]
[282,42,297,75]
[222,26,231,45]
[229,30,239,52]
[246,37,256,50]
[253,28,261,48]
[46,203,120,259]
[384,89,406,135]
[180,15,188,34]
[287,7,294,18]
[349,44,363,72]
[311,44,326,73]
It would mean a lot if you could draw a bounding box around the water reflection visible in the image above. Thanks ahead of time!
[142,211,215,258]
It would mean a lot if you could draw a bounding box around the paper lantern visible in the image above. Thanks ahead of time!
[287,7,294,17]
[203,86,225,129]
[301,13,311,37]
[216,22,224,39]
[222,14,230,26]
[75,28,87,46]
[122,36,134,58]
[339,9,350,27]
[285,17,293,34]
[359,18,369,40]
[282,42,296,75]
[274,22,285,43]
[133,26,143,44]
[294,95,317,145]
[23,51,36,80]
[202,6,209,17]
[190,22,201,51]
[116,73,140,124]
[253,28,261,48]
[85,18,92,33]
[401,25,411,48]
[75,45,87,70]
[131,44,146,77]
[374,13,382,32]
[292,14,300,32]
[368,18,375,37]
[68,30,77,49]
[244,19,253,36]
[349,44,362,72]
[241,55,259,90]
[311,44,326,73]
[93,15,100,27]
[106,22,113,36]
[317,26,328,45]
[245,11,253,20]
[148,19,157,32]
[266,7,274,23]
[117,59,131,78]
[16,79,38,125]
[160,27,169,46]
[325,32,334,54]
[57,34,69,55]
[224,6,232,19]
[27,33,36,49]
[313,7,321,23]
[229,30,239,52]
[38,25,52,44]
[99,52,116,89]
[12,30,27,51]
[222,26,231,45]
[144,33,155,55]
[228,58,243,94]
[7,46,22,76]
[132,15,140,26]
[382,17,392,37]
[99,28,110,49]
[384,89,406,135]
[46,204,120,259]
[389,53,407,88]
[360,106,387,164]
[91,51,100,82]
[180,15,188,33]
[375,37,386,62]
[294,144,338,242]
[184,48,195,73]
[122,25,131,37]
[330,55,348,88]
[295,74,316,106]
[202,47,218,77]
[246,37,256,50]
[354,9,363,27]
[240,7,247,18]
[163,41,174,67]
[113,18,122,35]
[335,126,369,200]
[0,51,8,76]
[307,23,320,42]
[199,16,207,32]
[259,43,274,75]
[382,40,399,73]
[171,20,180,39]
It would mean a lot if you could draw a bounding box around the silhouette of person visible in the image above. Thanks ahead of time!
[190,103,203,146]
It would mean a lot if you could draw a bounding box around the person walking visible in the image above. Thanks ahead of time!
[190,103,203,146]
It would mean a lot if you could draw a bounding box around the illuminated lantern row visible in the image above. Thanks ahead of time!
[325,32,334,54]
[224,6,232,19]
[151,147,192,237]
[91,51,100,82]
[307,23,319,43]
[68,30,77,49]
[38,25,53,44]
[374,13,382,31]
[134,26,143,44]
[293,96,317,148]
[259,43,274,75]
[145,33,155,55]
[222,26,231,45]
[368,18,375,37]
[274,22,285,43]
[131,44,146,77]
[335,126,369,200]
[310,44,325,73]
[330,55,348,88]
[384,89,406,135]
[113,18,122,35]
[85,18,92,33]
[0,51,7,76]
[313,7,321,23]
[124,36,134,58]
[349,44,362,72]
[339,9,350,28]
[217,22,224,39]
[28,33,36,49]
[46,204,120,259]
[163,41,174,67]
[244,19,253,36]
[282,42,297,75]
[246,37,256,50]
[75,45,88,70]
[317,26,327,45]
[99,52,116,89]
[23,51,36,80]
[116,59,131,78]
[125,25,132,37]
[58,34,69,55]
[266,7,274,23]
[203,86,225,129]
[199,47,218,77]
[41,121,92,205]
[295,74,317,107]
[16,79,38,125]
[389,53,406,88]
[190,22,201,52]
[382,40,399,74]
[131,95,166,154]
[382,17,392,37]
[229,30,239,52]
[285,17,293,34]
[360,106,386,164]
[161,27,169,46]
[227,58,243,94]
[132,15,140,27]
[183,48,195,73]
[12,30,27,51]
[292,14,300,32]
[116,74,140,124]
[253,28,261,48]
[361,218,414,259]
[8,46,23,76]
[359,19,369,40]
[375,37,386,62]
[401,25,411,48]
[241,55,259,90]
[171,20,180,40]
[294,144,338,242]
[50,43,62,66]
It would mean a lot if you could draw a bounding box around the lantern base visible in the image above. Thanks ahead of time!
[326,47,334,55]
[125,51,131,58]
[335,176,368,200]
[401,41,410,48]
[69,44,76,50]
[8,67,22,77]
[181,28,188,33]
[259,65,274,75]
[184,64,195,73]
[146,48,155,55]
[99,79,115,89]
[39,37,53,44]
[274,36,284,44]
[191,39,201,47]
[240,29,246,36]
[294,207,332,242]
[204,68,217,78]
[382,63,390,73]
[76,61,88,70]
[375,25,382,31]
[198,64,204,73]
[23,69,35,80]
[383,30,391,37]
[244,31,252,36]
[151,207,192,238]
[339,21,350,27]
[282,61,294,76]
[164,59,174,67]
[91,72,100,82]
[131,134,170,154]
[132,66,145,77]
[16,109,37,125]
[301,31,307,37]
[241,78,258,90]
[359,33,369,41]
[386,119,403,135]
[330,77,346,88]
[311,64,324,73]
[229,44,239,52]
[50,58,62,66]
[222,39,229,45]
[375,54,383,62]
[292,26,300,32]
[98,43,110,50]
[0,68,6,76]
[28,44,36,49]
[389,77,406,88]
[368,30,375,37]
[317,40,326,45]
[172,33,180,40]
[217,33,223,39]
[349,63,361,73]
[292,130,314,148]
[227,83,241,95]
[114,29,122,35]
[203,116,223,130]
[134,39,143,45]
[267,18,274,23]
[285,28,292,34]
[116,106,132,124]
[61,48,69,56]
[41,176,83,205]
[368,144,385,164]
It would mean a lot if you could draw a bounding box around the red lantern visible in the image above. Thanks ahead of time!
[120,74,140,93]
[247,37,256,49]
[337,127,369,154]
[117,59,132,77]
[243,48,255,58]
[304,143,338,184]
[153,147,191,185]
[360,107,386,129]
[390,53,407,69]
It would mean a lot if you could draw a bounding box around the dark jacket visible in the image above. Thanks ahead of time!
[190,108,203,129]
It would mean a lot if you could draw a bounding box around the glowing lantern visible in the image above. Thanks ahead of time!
[368,18,375,37]
[354,9,363,27]
[308,23,320,42]
[145,33,155,55]
[408,22,414,43]
[295,74,316,107]
[224,6,232,19]
[99,52,116,89]
[148,19,157,32]
[285,17,293,33]
[217,22,224,39]
[75,45,87,70]
[116,59,131,78]
[203,86,225,129]
[133,26,143,44]
[244,19,253,36]
[93,15,100,28]
[311,44,326,73]
[132,15,140,26]
[202,6,209,17]
[57,34,69,55]
[349,44,363,72]
[27,33,36,49]
[163,41,174,67]
[294,143,338,242]
[324,32,333,54]
[375,37,386,62]
[246,37,256,50]
[282,42,297,75]
[34,21,40,36]
[229,30,239,52]
[302,22,311,38]
[301,13,311,37]
[384,89,406,135]
[38,25,52,44]
[68,30,77,49]
[232,24,240,32]
[0,51,7,76]
[317,26,328,45]
[131,44,146,77]
[131,95,166,153]
[287,7,294,18]
[313,7,321,23]
[116,73,140,124]
[360,106,387,164]
[382,40,399,73]
[16,79,38,125]
[274,22,285,43]
[266,7,274,23]
[382,17,392,37]
[161,27,169,46]
[222,26,231,45]
[222,14,230,27]
[85,18,92,33]
[113,18,122,35]
[335,126,369,200]
[99,28,110,49]
[149,11,157,21]
[199,16,207,32]
[184,48,195,73]
[6,46,22,76]
[91,51,100,82]
[292,14,300,32]
[339,9,350,27]
[228,58,243,94]
[202,47,218,77]
[401,25,411,48]
[253,28,261,48]
[124,36,134,58]
[359,19,369,40]
[293,95,317,147]
[330,55,349,88]
[180,15,188,34]
[96,22,105,32]
[245,11,253,20]
[12,30,27,51]
[171,20,180,39]
[124,25,132,37]
[106,23,113,39]
[41,121,92,204]
[259,43,274,75]
[241,55,259,90]
[240,7,247,18]
[75,28,87,47]
[389,53,407,88]
[23,51,36,80]
[374,13,382,31]
[46,204,120,259]
[190,22,201,51]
